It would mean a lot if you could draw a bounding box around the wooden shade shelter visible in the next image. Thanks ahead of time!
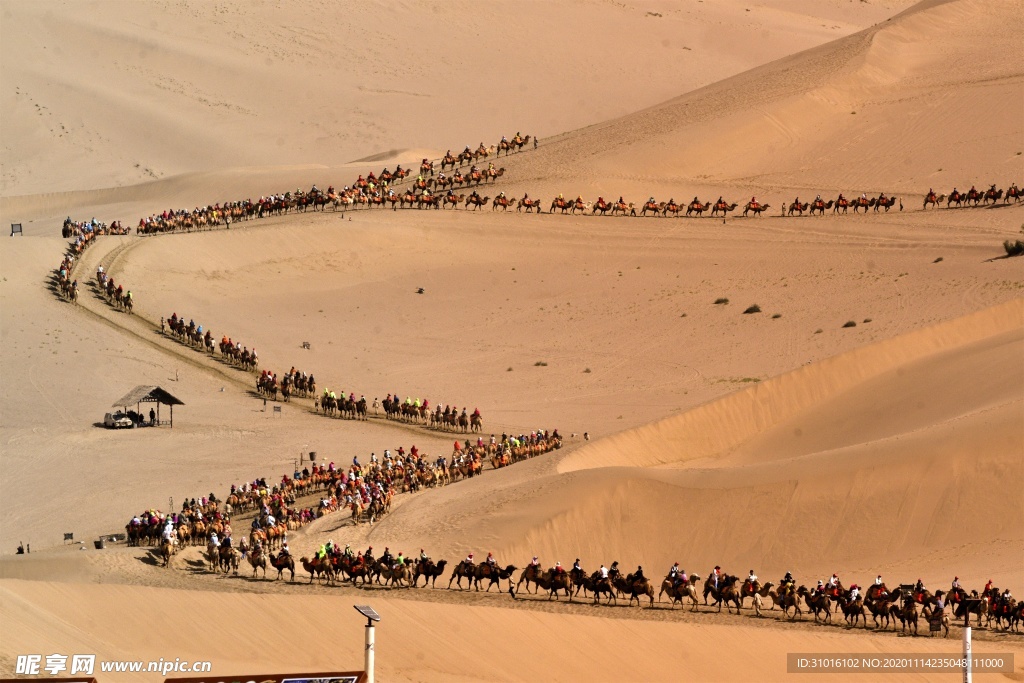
[111,385,185,427]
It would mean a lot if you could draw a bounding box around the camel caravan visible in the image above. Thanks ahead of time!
[124,429,562,573]
[94,267,134,314]
[922,183,1021,209]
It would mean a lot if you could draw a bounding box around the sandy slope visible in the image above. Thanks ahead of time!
[1,0,1023,681]
[7,578,1019,683]
[0,0,918,197]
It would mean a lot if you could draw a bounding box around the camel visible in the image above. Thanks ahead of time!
[268,552,295,581]
[465,195,490,211]
[922,192,946,209]
[838,593,866,628]
[921,604,951,638]
[248,547,268,578]
[579,573,618,604]
[639,201,662,217]
[739,580,775,609]
[516,564,545,594]
[798,586,832,623]
[808,199,834,215]
[662,201,682,217]
[777,586,803,620]
[787,201,809,216]
[703,573,737,610]
[614,573,655,607]
[377,563,412,587]
[743,202,770,217]
[982,187,1003,205]
[492,196,513,211]
[473,563,518,592]
[873,195,900,212]
[896,596,919,635]
[159,539,174,567]
[517,197,542,213]
[448,560,478,590]
[611,201,635,216]
[711,201,738,217]
[687,200,710,217]
[550,198,572,214]
[1004,184,1021,203]
[718,576,744,614]
[520,568,573,600]
[591,199,612,215]
[206,542,221,571]
[483,167,506,183]
[946,190,964,208]
[338,556,372,585]
[412,559,448,588]
[219,546,239,575]
[660,575,700,610]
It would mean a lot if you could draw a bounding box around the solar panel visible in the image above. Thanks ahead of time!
[354,604,381,622]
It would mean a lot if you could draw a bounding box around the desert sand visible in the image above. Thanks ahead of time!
[1,0,1022,681]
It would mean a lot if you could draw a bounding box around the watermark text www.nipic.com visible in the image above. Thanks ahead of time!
[16,654,213,676]
[786,653,1014,673]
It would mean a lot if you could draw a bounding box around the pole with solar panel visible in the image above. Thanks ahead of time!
[354,604,380,683]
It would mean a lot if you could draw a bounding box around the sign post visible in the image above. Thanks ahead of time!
[354,605,380,683]
[963,624,972,683]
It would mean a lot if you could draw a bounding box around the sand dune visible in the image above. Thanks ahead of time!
[2,0,1022,681]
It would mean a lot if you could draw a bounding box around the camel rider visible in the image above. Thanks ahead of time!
[501,135,507,143]
[715,196,722,205]
[599,565,609,579]
[251,517,261,530]
[668,198,675,206]
[558,193,563,201]
[679,568,688,586]
[420,548,430,563]
[465,552,475,565]
[951,577,961,593]
[828,574,839,591]
[712,565,721,590]
[530,556,540,570]
[343,544,354,559]
[648,196,655,205]
[747,569,758,585]
[669,563,681,580]
[222,535,232,550]
[618,196,624,204]
[209,532,220,548]
[498,191,505,199]
[750,196,757,207]
[634,566,646,582]
[572,558,582,573]
[861,192,867,200]
[554,561,565,575]
[381,547,393,566]
[395,552,406,568]
[126,290,132,301]
[609,561,620,579]
[1002,588,1013,600]
[815,580,825,596]
[794,197,801,206]
[815,194,822,203]
[849,584,860,602]
[279,540,289,557]
[486,552,496,568]
[515,131,521,142]
[162,523,174,541]
[838,193,846,202]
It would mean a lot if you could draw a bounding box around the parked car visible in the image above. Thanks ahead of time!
[104,412,134,429]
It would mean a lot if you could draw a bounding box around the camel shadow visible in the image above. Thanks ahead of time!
[138,551,162,567]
